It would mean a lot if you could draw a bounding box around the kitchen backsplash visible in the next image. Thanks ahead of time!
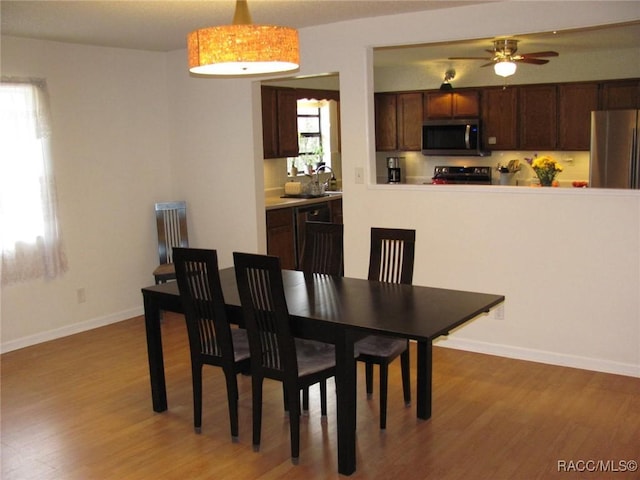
[375,150,590,186]
[264,152,343,191]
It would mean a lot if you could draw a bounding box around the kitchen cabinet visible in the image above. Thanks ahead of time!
[266,197,342,271]
[375,93,397,151]
[375,92,423,151]
[397,93,423,151]
[424,90,479,119]
[481,87,518,150]
[374,78,639,154]
[519,85,557,150]
[261,86,299,159]
[558,82,599,150]
[600,79,640,109]
[266,207,296,270]
[330,197,343,224]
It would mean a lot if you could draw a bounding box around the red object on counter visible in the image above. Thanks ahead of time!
[431,177,449,184]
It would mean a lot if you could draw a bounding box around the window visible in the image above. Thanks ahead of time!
[288,99,334,176]
[0,79,67,285]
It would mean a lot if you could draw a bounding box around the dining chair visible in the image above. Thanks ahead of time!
[233,251,336,464]
[173,247,251,441]
[355,227,415,429]
[299,221,343,411]
[300,221,344,276]
[153,201,189,284]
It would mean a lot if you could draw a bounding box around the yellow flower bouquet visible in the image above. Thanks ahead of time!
[526,154,563,186]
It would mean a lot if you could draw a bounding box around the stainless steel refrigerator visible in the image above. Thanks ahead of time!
[590,110,640,189]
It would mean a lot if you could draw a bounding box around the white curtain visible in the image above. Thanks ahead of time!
[0,78,68,285]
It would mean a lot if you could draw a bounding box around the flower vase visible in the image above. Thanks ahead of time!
[539,177,553,187]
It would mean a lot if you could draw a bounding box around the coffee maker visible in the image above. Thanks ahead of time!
[387,157,402,184]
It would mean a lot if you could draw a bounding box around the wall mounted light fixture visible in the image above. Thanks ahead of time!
[440,69,456,90]
[187,0,299,76]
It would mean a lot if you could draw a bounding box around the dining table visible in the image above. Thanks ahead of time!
[141,267,504,476]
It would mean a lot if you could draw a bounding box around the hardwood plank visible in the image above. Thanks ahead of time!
[2,313,638,479]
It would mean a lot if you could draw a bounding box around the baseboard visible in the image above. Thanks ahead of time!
[434,336,640,378]
[0,307,144,354]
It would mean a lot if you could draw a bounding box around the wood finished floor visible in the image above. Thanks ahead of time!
[2,312,639,479]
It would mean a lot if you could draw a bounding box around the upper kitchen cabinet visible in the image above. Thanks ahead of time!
[261,86,299,159]
[600,79,640,109]
[424,90,479,119]
[396,92,423,150]
[519,85,557,150]
[481,87,518,151]
[558,83,599,150]
[375,92,423,151]
[375,93,397,151]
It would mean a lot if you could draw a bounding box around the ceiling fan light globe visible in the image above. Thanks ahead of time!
[494,60,517,77]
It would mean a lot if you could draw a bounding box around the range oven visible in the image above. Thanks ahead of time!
[431,166,492,185]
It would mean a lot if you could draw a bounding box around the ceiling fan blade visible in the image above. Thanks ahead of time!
[480,62,495,68]
[448,56,492,60]
[519,51,559,58]
[516,58,550,65]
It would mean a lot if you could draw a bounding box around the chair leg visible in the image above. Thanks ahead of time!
[192,363,203,433]
[379,363,389,430]
[252,376,263,451]
[320,380,327,417]
[283,385,289,414]
[365,361,374,399]
[285,383,301,463]
[223,370,240,441]
[401,348,411,406]
[302,386,309,413]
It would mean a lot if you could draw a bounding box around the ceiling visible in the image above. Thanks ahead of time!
[2,1,637,73]
[1,0,490,52]
[374,22,640,67]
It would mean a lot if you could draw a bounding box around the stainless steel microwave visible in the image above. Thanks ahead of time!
[421,118,489,156]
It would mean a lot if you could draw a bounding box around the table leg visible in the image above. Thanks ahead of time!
[335,329,356,475]
[416,340,433,420]
[143,292,168,412]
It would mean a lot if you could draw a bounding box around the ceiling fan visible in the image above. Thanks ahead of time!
[449,39,559,77]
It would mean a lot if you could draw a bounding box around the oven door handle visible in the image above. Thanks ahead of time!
[465,124,471,149]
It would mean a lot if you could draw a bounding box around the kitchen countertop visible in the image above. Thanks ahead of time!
[265,192,342,210]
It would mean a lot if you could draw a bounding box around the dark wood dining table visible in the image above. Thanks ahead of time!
[141,268,504,476]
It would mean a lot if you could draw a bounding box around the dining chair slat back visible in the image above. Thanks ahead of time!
[368,227,415,285]
[154,201,189,284]
[300,221,344,276]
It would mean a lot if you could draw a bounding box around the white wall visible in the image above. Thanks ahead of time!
[299,1,640,377]
[1,1,639,378]
[0,37,172,349]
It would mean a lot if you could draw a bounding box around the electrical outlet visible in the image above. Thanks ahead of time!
[494,304,504,320]
[77,288,86,304]
[355,167,364,184]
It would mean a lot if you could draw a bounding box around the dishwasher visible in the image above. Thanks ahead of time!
[294,203,331,269]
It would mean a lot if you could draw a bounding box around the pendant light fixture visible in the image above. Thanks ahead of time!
[494,59,517,77]
[187,0,299,76]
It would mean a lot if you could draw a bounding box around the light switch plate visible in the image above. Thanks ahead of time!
[355,167,364,184]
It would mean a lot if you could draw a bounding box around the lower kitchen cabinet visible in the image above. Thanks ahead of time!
[266,197,343,271]
[330,198,343,224]
[266,207,296,270]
